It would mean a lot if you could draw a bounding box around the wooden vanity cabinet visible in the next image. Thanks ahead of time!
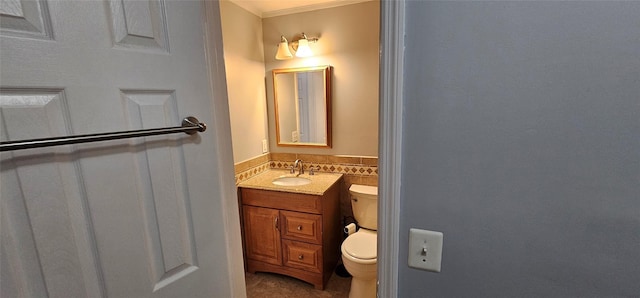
[240,182,341,290]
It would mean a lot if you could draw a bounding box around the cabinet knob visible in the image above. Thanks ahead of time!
[298,254,304,260]
[297,225,302,231]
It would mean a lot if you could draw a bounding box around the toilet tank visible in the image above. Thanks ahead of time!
[349,184,378,230]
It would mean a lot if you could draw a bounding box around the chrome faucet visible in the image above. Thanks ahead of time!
[293,159,304,175]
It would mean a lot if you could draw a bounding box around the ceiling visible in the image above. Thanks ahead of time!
[229,0,372,18]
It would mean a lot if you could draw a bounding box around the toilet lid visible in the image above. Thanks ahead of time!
[343,231,377,260]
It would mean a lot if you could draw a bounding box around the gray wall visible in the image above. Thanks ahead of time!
[399,1,639,297]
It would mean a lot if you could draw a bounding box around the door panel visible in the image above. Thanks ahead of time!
[0,88,104,297]
[1,1,235,297]
[108,0,169,51]
[123,90,198,290]
[0,0,53,40]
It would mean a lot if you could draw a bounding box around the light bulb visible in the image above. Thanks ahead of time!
[295,38,313,57]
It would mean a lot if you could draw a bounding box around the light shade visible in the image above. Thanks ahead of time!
[275,36,293,60]
[295,38,313,57]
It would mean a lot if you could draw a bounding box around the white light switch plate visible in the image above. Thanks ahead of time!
[408,228,443,272]
[262,139,268,153]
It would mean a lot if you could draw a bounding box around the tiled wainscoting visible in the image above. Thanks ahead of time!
[234,153,378,220]
[234,153,271,184]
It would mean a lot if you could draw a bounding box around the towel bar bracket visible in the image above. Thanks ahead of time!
[183,116,206,135]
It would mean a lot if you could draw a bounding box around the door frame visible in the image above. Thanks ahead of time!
[202,1,246,297]
[209,0,407,296]
[378,0,404,297]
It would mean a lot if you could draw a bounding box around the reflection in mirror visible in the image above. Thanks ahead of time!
[273,66,332,147]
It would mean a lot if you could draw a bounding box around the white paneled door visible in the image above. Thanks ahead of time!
[1,1,239,297]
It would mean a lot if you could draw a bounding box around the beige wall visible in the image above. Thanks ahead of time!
[263,1,380,156]
[221,1,379,162]
[220,0,269,163]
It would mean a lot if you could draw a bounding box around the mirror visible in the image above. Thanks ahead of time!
[273,66,332,147]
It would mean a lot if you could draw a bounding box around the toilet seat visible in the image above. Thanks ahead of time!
[342,230,377,263]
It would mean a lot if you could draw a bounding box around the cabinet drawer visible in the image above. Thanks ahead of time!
[282,240,322,273]
[241,188,322,214]
[281,211,322,244]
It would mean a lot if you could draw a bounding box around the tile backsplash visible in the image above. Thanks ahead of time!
[235,153,378,185]
[234,153,271,185]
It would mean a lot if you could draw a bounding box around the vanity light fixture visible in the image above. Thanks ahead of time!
[275,32,319,60]
[275,36,293,60]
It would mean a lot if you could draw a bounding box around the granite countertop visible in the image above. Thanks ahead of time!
[238,169,343,195]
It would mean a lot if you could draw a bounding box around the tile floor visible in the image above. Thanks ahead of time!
[245,271,351,298]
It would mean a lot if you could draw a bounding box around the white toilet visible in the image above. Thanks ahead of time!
[341,184,378,298]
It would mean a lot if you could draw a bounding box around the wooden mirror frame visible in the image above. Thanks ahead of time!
[272,65,332,148]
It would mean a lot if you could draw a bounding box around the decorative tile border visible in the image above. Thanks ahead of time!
[235,162,270,185]
[234,153,378,185]
[234,153,271,184]
[269,161,378,176]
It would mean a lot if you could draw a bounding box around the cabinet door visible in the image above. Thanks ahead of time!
[243,206,282,265]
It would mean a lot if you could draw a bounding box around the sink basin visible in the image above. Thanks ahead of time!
[272,176,311,186]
